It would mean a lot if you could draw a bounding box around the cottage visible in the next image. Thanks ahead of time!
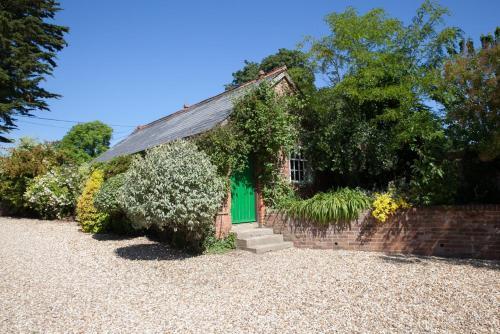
[96,66,304,239]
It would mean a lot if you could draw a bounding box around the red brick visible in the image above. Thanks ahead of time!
[264,205,500,260]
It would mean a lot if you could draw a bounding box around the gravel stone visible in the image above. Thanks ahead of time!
[0,217,498,333]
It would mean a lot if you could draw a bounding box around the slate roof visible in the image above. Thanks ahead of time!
[95,66,292,162]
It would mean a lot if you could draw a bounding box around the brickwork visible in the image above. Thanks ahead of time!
[215,191,232,238]
[265,205,500,260]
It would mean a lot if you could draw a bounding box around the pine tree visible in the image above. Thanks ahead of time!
[0,0,68,142]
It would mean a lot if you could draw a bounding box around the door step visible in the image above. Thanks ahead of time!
[232,224,293,253]
[243,241,294,254]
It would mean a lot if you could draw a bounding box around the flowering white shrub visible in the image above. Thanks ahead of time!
[121,140,226,241]
[24,165,84,219]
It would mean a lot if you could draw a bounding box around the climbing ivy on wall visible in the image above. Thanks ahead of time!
[195,83,302,207]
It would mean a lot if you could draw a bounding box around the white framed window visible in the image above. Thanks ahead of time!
[289,150,308,184]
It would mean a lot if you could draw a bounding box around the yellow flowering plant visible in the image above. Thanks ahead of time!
[76,169,109,233]
[372,192,410,223]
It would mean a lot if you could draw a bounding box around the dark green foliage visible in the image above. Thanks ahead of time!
[101,155,133,180]
[151,225,236,255]
[280,188,372,229]
[438,27,500,162]
[0,0,68,142]
[406,157,459,205]
[197,83,301,207]
[94,174,125,215]
[195,124,250,177]
[454,154,500,204]
[430,27,500,203]
[227,60,260,89]
[106,218,137,235]
[230,83,298,165]
[301,1,463,204]
[58,121,113,163]
[230,83,300,207]
[94,173,137,234]
[302,89,396,187]
[261,175,297,209]
[203,232,236,254]
[227,48,316,94]
[0,138,68,215]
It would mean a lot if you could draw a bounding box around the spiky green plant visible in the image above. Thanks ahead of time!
[280,188,372,228]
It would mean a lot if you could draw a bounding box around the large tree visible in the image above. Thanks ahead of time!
[0,0,68,142]
[227,48,316,95]
[58,121,113,163]
[302,1,460,203]
[438,28,500,162]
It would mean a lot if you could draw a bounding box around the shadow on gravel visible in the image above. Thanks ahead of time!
[92,233,142,241]
[114,243,193,261]
[380,253,500,270]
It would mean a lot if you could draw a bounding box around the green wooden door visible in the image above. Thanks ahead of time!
[231,163,256,224]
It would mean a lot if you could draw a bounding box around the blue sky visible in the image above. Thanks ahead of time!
[6,0,500,147]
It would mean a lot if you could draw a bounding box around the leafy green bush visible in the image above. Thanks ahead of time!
[101,155,133,180]
[203,232,236,254]
[0,138,68,215]
[76,169,109,233]
[406,156,459,205]
[261,173,296,209]
[121,140,226,252]
[280,188,372,228]
[195,124,250,178]
[23,165,84,219]
[94,174,125,214]
[94,173,136,234]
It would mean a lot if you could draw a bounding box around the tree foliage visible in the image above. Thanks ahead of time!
[439,28,500,162]
[227,48,316,94]
[58,121,113,163]
[301,1,460,204]
[0,0,68,142]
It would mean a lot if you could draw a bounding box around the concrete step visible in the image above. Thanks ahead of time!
[241,241,294,254]
[233,223,293,253]
[234,228,274,239]
[232,223,256,233]
[236,234,284,248]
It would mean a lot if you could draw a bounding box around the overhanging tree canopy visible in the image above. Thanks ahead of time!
[0,0,68,142]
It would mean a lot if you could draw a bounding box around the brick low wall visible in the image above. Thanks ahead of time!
[265,205,500,260]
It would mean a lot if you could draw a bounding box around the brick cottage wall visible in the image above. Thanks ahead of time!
[265,205,500,260]
[215,190,232,238]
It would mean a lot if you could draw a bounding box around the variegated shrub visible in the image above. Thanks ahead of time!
[120,140,225,244]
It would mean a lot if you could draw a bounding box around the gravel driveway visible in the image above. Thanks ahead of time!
[0,218,498,333]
